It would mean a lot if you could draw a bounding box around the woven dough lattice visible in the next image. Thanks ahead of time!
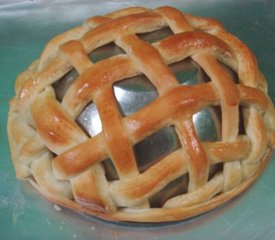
[8,6,275,222]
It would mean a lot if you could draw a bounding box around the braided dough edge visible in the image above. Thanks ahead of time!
[29,149,272,222]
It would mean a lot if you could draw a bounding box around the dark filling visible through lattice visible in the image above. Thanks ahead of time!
[52,28,243,208]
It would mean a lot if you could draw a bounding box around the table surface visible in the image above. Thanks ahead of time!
[0,1,275,239]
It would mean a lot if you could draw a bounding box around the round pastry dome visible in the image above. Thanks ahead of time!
[8,6,275,222]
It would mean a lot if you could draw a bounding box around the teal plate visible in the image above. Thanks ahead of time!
[1,1,275,239]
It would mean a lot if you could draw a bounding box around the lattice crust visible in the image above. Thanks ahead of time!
[8,6,275,222]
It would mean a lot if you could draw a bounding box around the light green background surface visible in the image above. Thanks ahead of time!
[0,1,275,239]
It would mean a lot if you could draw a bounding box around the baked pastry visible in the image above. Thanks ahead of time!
[8,6,275,222]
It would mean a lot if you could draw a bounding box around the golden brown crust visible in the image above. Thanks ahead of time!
[8,6,275,222]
